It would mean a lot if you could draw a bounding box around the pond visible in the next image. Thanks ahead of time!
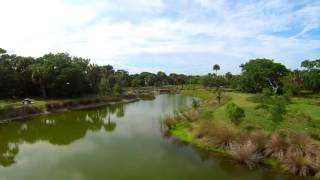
[0,94,289,180]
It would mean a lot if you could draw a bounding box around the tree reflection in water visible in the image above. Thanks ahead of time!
[0,104,125,167]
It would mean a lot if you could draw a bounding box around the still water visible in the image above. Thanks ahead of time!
[0,94,289,180]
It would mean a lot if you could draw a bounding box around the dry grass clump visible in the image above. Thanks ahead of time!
[202,124,240,148]
[264,134,288,161]
[286,132,319,158]
[281,132,320,177]
[163,106,320,177]
[315,155,320,178]
[192,122,216,139]
[249,130,269,151]
[282,154,316,177]
[176,110,198,122]
[163,110,199,130]
[229,140,263,169]
[163,115,178,130]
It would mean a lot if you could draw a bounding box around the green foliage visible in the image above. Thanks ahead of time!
[99,78,112,96]
[192,99,200,110]
[253,95,290,126]
[0,48,6,54]
[301,59,320,93]
[240,59,289,93]
[113,83,124,96]
[213,64,220,75]
[262,88,273,97]
[225,103,245,125]
[201,75,227,88]
[282,71,304,95]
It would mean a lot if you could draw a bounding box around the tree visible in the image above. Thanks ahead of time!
[13,56,37,97]
[225,103,245,125]
[31,53,89,98]
[240,59,289,93]
[0,52,17,98]
[282,70,304,95]
[114,70,130,88]
[0,48,6,54]
[99,78,111,96]
[213,64,220,75]
[31,59,49,98]
[201,75,226,88]
[301,59,320,93]
[156,71,168,86]
[225,72,233,81]
[113,83,124,96]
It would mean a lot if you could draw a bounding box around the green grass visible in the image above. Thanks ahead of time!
[170,124,227,154]
[170,89,320,177]
[182,89,320,135]
[0,94,133,112]
[0,99,47,109]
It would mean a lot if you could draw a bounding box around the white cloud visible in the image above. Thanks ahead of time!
[0,0,319,74]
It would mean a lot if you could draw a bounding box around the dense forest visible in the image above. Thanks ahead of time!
[0,47,319,99]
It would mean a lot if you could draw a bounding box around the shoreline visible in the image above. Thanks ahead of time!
[0,96,141,123]
[164,89,320,178]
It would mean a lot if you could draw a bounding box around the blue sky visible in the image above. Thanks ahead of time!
[0,0,319,74]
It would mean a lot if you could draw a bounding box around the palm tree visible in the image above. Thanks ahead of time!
[31,62,48,98]
[213,64,220,75]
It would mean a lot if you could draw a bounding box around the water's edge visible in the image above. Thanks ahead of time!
[0,97,139,123]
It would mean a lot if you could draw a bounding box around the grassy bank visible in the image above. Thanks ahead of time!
[182,89,320,135]
[165,89,320,177]
[0,94,142,122]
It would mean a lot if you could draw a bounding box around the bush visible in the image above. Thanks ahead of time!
[282,155,315,177]
[225,103,245,125]
[264,134,288,161]
[192,99,200,110]
[286,132,318,158]
[262,88,273,97]
[230,140,263,169]
[202,124,240,148]
[249,130,269,151]
[113,83,125,96]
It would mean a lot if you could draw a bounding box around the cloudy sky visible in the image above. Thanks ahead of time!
[0,0,319,74]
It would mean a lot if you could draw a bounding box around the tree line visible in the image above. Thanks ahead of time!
[0,47,319,99]
[188,59,320,95]
[0,48,188,98]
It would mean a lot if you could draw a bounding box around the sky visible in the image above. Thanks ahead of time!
[0,0,319,75]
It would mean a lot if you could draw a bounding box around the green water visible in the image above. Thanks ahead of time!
[0,94,289,180]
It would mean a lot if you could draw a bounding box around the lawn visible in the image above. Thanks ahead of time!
[182,89,320,136]
[0,95,106,111]
[0,99,47,109]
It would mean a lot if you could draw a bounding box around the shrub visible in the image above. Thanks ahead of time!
[249,130,269,151]
[230,140,263,169]
[286,132,318,158]
[270,102,286,124]
[192,99,200,110]
[163,115,178,130]
[264,134,288,161]
[225,103,245,125]
[315,155,320,178]
[192,122,216,139]
[282,155,315,177]
[203,124,240,148]
[262,88,273,97]
[113,83,125,96]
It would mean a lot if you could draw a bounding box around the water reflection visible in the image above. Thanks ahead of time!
[0,104,125,167]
